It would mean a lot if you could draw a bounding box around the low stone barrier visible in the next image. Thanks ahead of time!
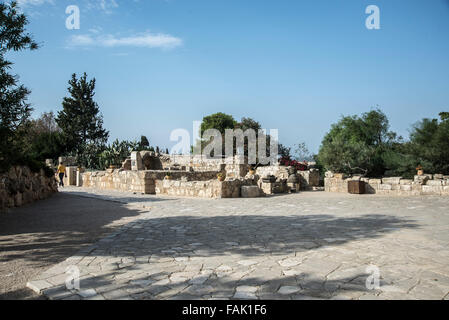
[325,172,449,196]
[81,169,248,198]
[0,166,58,210]
[255,166,320,191]
[155,179,245,198]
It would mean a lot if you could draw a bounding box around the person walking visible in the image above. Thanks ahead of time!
[57,162,67,187]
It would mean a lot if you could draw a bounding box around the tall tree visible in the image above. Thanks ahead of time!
[317,109,397,176]
[140,135,150,149]
[200,112,236,135]
[406,112,449,174]
[56,73,109,167]
[0,1,38,170]
[22,112,64,162]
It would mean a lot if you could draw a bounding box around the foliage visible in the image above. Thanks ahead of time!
[237,117,261,132]
[56,73,109,168]
[0,1,38,171]
[138,135,152,151]
[317,109,398,177]
[278,144,291,159]
[293,142,313,162]
[98,139,138,169]
[406,113,449,174]
[382,145,427,179]
[21,112,65,163]
[200,112,236,135]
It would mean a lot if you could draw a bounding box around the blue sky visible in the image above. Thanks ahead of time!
[9,0,449,153]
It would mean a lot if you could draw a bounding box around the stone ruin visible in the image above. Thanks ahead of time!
[77,151,321,199]
[325,171,449,196]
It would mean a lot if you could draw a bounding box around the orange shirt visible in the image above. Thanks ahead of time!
[57,164,66,174]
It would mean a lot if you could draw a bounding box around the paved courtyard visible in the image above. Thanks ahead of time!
[27,188,449,300]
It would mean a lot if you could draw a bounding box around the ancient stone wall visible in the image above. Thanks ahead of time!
[81,169,229,197]
[298,169,321,190]
[154,176,255,199]
[255,165,320,191]
[325,172,449,196]
[81,168,258,198]
[82,170,154,194]
[163,155,225,171]
[255,165,289,180]
[0,166,58,210]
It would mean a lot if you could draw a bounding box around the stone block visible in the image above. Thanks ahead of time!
[414,175,430,185]
[131,152,144,171]
[422,185,442,195]
[58,156,77,167]
[241,186,261,198]
[382,177,401,185]
[400,185,412,191]
[68,167,77,186]
[427,180,443,186]
[443,186,449,194]
[76,171,83,187]
[433,174,444,180]
[391,184,401,190]
[121,159,131,170]
[333,173,345,180]
[261,182,274,195]
[400,179,413,185]
[378,184,392,190]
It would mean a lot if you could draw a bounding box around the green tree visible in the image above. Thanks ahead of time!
[22,112,65,162]
[0,1,38,170]
[317,109,397,176]
[198,112,236,156]
[139,135,150,149]
[200,112,236,135]
[405,112,449,174]
[98,139,137,169]
[237,117,261,132]
[56,73,109,168]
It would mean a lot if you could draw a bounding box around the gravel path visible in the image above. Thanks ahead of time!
[0,191,145,299]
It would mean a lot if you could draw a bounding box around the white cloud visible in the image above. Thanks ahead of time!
[68,32,183,49]
[85,0,119,14]
[16,0,54,7]
[17,0,119,14]
[70,34,95,46]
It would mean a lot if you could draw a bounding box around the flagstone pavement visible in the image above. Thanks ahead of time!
[27,187,449,300]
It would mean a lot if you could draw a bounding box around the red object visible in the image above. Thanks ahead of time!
[279,157,308,171]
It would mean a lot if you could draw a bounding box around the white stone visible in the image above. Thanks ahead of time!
[278,286,301,295]
[278,258,302,267]
[216,265,233,272]
[283,270,302,276]
[236,285,258,293]
[238,260,258,266]
[78,289,98,298]
[233,291,257,299]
